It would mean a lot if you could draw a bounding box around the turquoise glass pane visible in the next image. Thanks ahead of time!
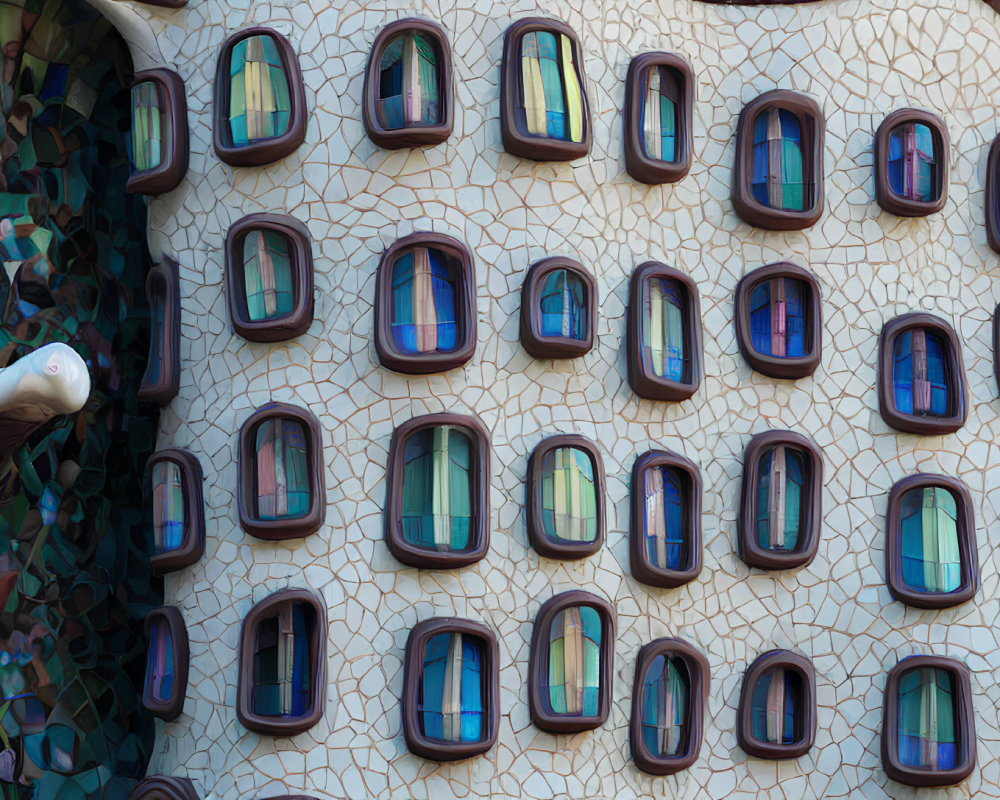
[889,123,935,202]
[893,329,950,417]
[229,34,292,147]
[751,108,804,211]
[640,653,689,757]
[244,230,294,321]
[377,32,440,129]
[899,487,961,593]
[252,602,311,717]
[898,666,957,769]
[540,446,597,543]
[400,426,473,551]
[254,418,311,520]
[419,632,485,742]
[547,606,601,716]
[755,447,805,552]
[539,269,587,340]
[641,277,686,382]
[750,669,799,744]
[391,248,457,354]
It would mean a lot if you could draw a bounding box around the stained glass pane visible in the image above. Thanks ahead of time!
[152,460,184,554]
[539,269,587,340]
[228,34,292,147]
[643,466,686,571]
[893,329,949,417]
[889,123,935,202]
[640,66,678,163]
[540,446,597,543]
[547,606,601,716]
[749,278,807,358]
[900,487,961,594]
[419,632,485,742]
[377,32,440,130]
[898,667,957,769]
[252,602,311,717]
[243,230,294,321]
[641,277,687,382]
[254,418,311,520]
[401,426,473,551]
[641,654,689,757]
[519,31,582,142]
[755,446,804,552]
[751,108,804,210]
[750,668,799,744]
[144,619,174,704]
[131,80,164,173]
[391,247,458,354]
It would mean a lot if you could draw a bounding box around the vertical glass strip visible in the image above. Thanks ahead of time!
[642,67,662,160]
[560,34,583,144]
[152,460,184,554]
[520,32,548,136]
[131,80,163,173]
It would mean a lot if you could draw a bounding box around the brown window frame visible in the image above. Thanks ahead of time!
[738,430,823,570]
[127,69,189,196]
[138,255,182,406]
[881,655,976,787]
[526,434,605,560]
[147,447,205,573]
[874,109,949,217]
[629,637,709,775]
[528,590,615,733]
[499,17,592,162]
[384,412,490,569]
[733,262,822,380]
[877,312,968,436]
[736,649,816,760]
[128,777,199,800]
[374,231,477,374]
[401,617,500,761]
[142,606,189,722]
[731,89,824,230]
[213,27,308,168]
[629,449,702,589]
[626,261,703,402]
[225,213,314,343]
[237,402,326,540]
[994,303,1000,398]
[362,18,454,150]
[236,588,327,736]
[884,474,978,610]
[519,257,597,359]
[623,52,694,185]
[987,134,1000,254]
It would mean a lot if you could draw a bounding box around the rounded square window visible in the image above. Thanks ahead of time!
[623,53,694,185]
[127,69,188,196]
[499,17,591,162]
[875,109,949,217]
[237,403,325,540]
[630,638,709,775]
[626,262,703,402]
[877,313,968,435]
[213,27,308,167]
[384,413,490,569]
[225,214,314,343]
[526,434,605,560]
[629,449,702,589]
[986,134,1000,254]
[519,257,596,359]
[237,588,327,736]
[142,606,189,722]
[138,256,181,406]
[731,90,824,231]
[885,475,978,610]
[528,590,615,733]
[734,262,822,380]
[147,448,204,573]
[127,777,199,800]
[374,232,477,374]
[738,430,822,571]
[882,655,976,787]
[363,19,453,149]
[737,649,816,760]
[402,617,500,761]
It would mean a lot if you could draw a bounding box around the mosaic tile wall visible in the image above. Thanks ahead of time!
[107,0,1000,797]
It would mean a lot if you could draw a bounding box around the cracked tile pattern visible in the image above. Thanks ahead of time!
[110,0,1000,797]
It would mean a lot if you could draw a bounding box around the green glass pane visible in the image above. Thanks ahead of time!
[401,426,474,551]
[131,80,163,173]
[540,446,597,543]
[243,230,294,321]
[547,606,601,716]
[900,487,961,593]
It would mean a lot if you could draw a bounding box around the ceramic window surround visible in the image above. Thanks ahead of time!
[736,649,816,759]
[874,109,950,217]
[147,447,205,573]
[622,52,694,185]
[142,606,189,722]
[127,69,189,196]
[224,213,314,343]
[884,474,978,610]
[373,231,477,374]
[877,312,968,436]
[127,777,199,800]
[881,655,976,787]
[731,89,825,231]
[401,617,500,761]
[131,0,187,7]
[629,449,703,589]
[362,18,454,149]
[519,257,597,359]
[986,135,1000,254]
[629,637,709,775]
[527,590,615,733]
[626,261,703,402]
[384,412,490,569]
[733,262,823,380]
[237,402,326,540]
[499,17,592,162]
[138,255,181,406]
[213,27,308,167]
[737,430,823,570]
[236,588,327,736]
[525,434,605,560]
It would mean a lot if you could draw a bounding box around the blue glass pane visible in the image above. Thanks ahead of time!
[749,282,771,355]
[419,632,485,742]
[893,330,914,415]
[750,670,798,744]
[640,653,689,757]
[539,269,587,340]
[925,333,949,416]
[644,466,686,571]
[751,112,769,206]
[252,603,311,717]
[391,248,458,354]
[898,667,957,769]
